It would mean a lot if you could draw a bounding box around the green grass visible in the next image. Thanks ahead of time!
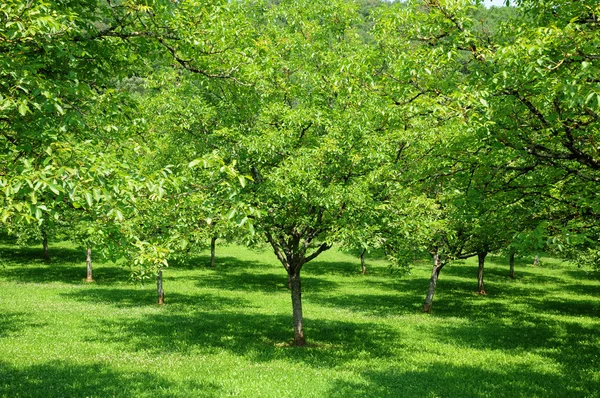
[0,239,599,397]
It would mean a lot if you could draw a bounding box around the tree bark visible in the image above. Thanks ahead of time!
[42,231,50,262]
[509,251,515,279]
[210,236,217,268]
[422,251,444,313]
[533,254,539,266]
[289,268,305,346]
[360,248,366,275]
[157,270,164,305]
[477,251,487,295]
[85,246,93,282]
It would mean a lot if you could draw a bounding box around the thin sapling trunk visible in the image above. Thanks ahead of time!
[157,270,164,305]
[42,231,50,262]
[289,268,305,347]
[509,251,515,279]
[210,236,217,268]
[85,246,93,282]
[422,251,444,313]
[360,248,366,275]
[477,251,487,295]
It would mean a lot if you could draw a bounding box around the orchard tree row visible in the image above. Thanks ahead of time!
[1,0,598,345]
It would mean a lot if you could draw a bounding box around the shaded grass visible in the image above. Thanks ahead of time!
[0,240,598,397]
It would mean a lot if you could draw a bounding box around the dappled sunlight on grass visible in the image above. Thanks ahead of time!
[0,240,598,397]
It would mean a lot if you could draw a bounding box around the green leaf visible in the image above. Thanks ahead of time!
[85,192,93,207]
[18,101,29,116]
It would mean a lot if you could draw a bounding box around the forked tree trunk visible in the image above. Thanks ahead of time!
[42,231,50,262]
[422,252,444,313]
[533,254,540,267]
[210,236,217,268]
[289,268,305,346]
[360,248,366,275]
[157,270,164,305]
[85,246,93,282]
[509,251,515,279]
[477,251,487,295]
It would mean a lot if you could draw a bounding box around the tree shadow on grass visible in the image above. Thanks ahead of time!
[172,254,278,271]
[431,316,600,392]
[0,261,130,285]
[193,270,338,294]
[0,245,82,265]
[62,288,253,310]
[88,311,399,368]
[314,292,423,316]
[326,361,597,397]
[0,360,221,398]
[0,312,44,338]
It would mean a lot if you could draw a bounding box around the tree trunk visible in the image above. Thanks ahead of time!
[42,231,50,262]
[477,251,487,295]
[157,270,164,305]
[533,254,539,267]
[422,252,444,313]
[509,251,515,279]
[360,248,366,275]
[289,269,305,346]
[210,236,217,268]
[85,246,93,282]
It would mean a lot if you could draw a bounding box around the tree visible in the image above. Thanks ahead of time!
[377,0,600,258]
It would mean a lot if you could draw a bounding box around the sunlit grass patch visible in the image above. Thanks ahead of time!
[0,241,598,397]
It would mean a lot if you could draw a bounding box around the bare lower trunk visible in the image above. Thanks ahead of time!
[85,246,93,282]
[509,251,515,279]
[533,254,539,267]
[477,252,487,295]
[42,232,50,262]
[289,270,305,346]
[210,236,217,268]
[422,252,444,313]
[360,248,366,275]
[157,270,164,305]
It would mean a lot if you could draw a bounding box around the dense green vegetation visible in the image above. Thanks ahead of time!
[1,0,599,387]
[0,240,598,397]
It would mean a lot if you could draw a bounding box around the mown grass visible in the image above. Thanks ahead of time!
[0,238,598,397]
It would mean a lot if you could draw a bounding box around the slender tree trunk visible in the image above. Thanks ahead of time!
[289,268,305,346]
[533,254,539,266]
[42,231,50,262]
[85,246,93,282]
[422,252,444,313]
[509,251,515,279]
[157,270,164,305]
[210,236,217,268]
[360,248,366,275]
[477,251,487,295]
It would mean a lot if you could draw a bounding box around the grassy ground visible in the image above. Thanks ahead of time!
[0,239,598,397]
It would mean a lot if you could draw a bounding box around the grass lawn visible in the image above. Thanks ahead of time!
[0,239,599,397]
